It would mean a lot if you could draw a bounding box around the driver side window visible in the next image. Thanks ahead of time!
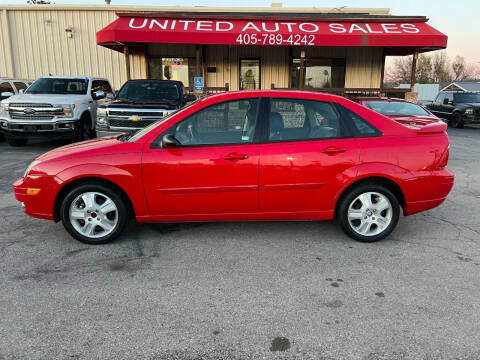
[173,98,260,146]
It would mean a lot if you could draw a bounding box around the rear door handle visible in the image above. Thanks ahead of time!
[223,152,249,161]
[321,146,347,155]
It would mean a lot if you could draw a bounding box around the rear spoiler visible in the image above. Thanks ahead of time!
[417,122,447,135]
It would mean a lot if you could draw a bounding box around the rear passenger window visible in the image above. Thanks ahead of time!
[269,98,340,141]
[337,104,381,137]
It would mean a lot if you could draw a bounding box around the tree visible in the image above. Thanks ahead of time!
[416,54,433,83]
[431,51,452,83]
[451,56,466,80]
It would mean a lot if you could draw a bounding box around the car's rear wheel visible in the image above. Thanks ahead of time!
[450,113,464,128]
[337,184,400,242]
[7,138,27,146]
[60,183,128,244]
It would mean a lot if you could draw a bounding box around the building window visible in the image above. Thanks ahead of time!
[239,59,261,90]
[291,58,346,89]
[148,57,197,87]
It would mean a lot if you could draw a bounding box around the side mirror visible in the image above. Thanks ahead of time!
[162,134,180,148]
[19,89,24,94]
[1,91,14,99]
[92,90,106,101]
[185,94,196,102]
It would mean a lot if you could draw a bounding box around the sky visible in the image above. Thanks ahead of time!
[4,0,480,65]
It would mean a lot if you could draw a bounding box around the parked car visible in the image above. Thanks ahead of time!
[426,91,480,128]
[96,79,196,137]
[0,76,114,146]
[353,97,441,126]
[13,90,453,245]
[0,78,31,101]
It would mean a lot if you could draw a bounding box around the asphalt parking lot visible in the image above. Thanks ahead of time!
[1,128,480,360]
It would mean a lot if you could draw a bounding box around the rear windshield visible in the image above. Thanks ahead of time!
[116,81,181,105]
[26,78,88,95]
[454,93,480,103]
[364,100,430,116]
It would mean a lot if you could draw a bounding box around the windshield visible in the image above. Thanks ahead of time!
[26,78,88,95]
[364,100,430,116]
[116,81,181,104]
[454,93,480,103]
[126,97,206,143]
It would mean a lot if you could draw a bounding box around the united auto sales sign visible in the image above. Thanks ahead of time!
[127,18,423,46]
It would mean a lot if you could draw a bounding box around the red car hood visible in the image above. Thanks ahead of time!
[37,136,123,162]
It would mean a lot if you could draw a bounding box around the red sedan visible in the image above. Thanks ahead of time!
[13,90,453,244]
[353,97,441,126]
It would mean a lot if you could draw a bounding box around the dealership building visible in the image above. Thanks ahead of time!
[0,4,447,95]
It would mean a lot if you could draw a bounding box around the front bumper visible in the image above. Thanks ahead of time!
[96,128,131,138]
[13,175,63,220]
[1,118,78,139]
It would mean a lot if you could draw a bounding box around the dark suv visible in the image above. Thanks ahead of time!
[96,79,196,137]
[427,91,480,128]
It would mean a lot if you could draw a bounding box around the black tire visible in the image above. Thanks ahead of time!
[7,138,28,146]
[60,183,129,245]
[337,183,400,243]
[76,114,94,141]
[450,113,464,128]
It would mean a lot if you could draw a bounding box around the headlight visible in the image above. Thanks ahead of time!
[1,102,8,112]
[96,107,107,126]
[465,109,474,115]
[24,160,41,177]
[53,104,75,118]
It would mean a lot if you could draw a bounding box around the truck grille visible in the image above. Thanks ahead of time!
[108,110,165,117]
[109,119,156,128]
[9,103,56,120]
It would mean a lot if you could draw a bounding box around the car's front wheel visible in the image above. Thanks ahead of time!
[450,113,464,128]
[60,183,129,244]
[337,184,400,242]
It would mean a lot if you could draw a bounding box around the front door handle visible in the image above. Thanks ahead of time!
[223,152,249,161]
[321,146,347,155]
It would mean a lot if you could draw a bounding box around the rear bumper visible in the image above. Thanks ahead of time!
[12,175,63,220]
[402,168,454,215]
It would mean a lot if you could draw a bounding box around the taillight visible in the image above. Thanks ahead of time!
[437,145,450,167]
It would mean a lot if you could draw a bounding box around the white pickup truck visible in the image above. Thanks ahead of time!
[0,76,114,146]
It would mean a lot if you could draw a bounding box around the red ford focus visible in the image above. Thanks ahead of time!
[13,90,454,244]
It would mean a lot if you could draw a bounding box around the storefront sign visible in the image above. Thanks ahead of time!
[98,17,447,49]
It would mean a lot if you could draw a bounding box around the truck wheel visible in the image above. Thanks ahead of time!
[7,138,28,147]
[60,183,129,245]
[451,113,464,128]
[337,184,400,243]
[76,115,93,141]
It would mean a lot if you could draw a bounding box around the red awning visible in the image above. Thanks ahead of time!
[97,16,447,53]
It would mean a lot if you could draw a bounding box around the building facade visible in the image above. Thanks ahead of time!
[1,5,447,93]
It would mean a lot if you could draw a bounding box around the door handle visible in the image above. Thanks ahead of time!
[321,146,347,155]
[223,152,249,161]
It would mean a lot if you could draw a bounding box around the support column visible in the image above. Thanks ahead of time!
[124,46,131,81]
[195,45,202,77]
[299,48,306,89]
[410,49,419,89]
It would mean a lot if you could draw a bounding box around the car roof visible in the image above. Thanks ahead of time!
[37,76,109,81]
[124,79,184,85]
[204,89,349,102]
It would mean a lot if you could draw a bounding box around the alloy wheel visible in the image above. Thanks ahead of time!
[347,192,393,237]
[69,191,118,238]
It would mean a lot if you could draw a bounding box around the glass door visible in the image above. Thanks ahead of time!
[239,59,261,90]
